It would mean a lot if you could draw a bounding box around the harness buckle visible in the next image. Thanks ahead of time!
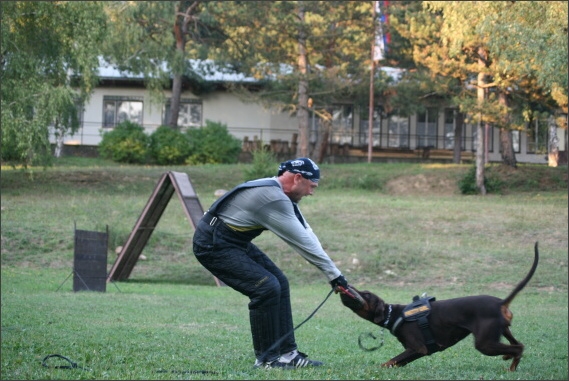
[209,216,218,226]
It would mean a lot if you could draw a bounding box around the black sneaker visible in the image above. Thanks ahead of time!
[265,352,323,369]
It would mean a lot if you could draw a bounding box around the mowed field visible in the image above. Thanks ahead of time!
[1,160,567,380]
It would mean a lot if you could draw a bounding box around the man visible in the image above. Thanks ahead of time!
[192,157,359,369]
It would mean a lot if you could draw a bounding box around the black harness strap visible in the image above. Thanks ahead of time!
[206,178,280,217]
[392,295,439,354]
[203,178,307,228]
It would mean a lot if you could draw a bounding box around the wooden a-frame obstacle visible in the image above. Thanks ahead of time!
[107,171,223,286]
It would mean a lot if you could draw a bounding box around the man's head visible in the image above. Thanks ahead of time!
[277,158,320,202]
[277,158,320,183]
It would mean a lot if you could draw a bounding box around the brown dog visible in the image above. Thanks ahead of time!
[340,242,539,371]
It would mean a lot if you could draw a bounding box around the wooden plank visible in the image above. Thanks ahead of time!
[107,173,174,281]
[169,171,205,228]
[168,172,225,287]
[107,171,224,286]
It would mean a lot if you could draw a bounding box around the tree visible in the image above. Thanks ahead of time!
[424,1,567,170]
[387,1,477,165]
[478,1,568,167]
[102,1,225,129]
[205,1,377,159]
[390,1,567,192]
[1,2,107,167]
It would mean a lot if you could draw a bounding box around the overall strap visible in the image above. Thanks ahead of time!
[206,178,280,216]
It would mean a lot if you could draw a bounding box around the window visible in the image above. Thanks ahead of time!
[472,124,494,153]
[330,105,354,145]
[163,98,202,127]
[416,107,438,148]
[359,106,382,147]
[388,114,409,148]
[512,130,520,153]
[526,118,548,154]
[443,108,466,150]
[103,96,143,128]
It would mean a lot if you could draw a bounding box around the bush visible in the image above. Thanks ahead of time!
[458,165,502,194]
[148,125,191,165]
[98,121,149,164]
[185,120,242,164]
[243,148,279,181]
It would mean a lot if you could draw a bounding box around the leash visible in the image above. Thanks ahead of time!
[41,354,90,371]
[358,329,385,351]
[41,290,335,374]
[259,288,335,362]
[41,354,217,375]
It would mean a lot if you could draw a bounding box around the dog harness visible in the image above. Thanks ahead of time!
[392,295,439,354]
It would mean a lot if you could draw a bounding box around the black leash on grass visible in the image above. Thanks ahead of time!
[42,290,336,374]
[41,354,90,371]
[358,329,385,351]
[41,354,217,375]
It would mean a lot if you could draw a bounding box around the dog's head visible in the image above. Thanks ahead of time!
[340,286,387,326]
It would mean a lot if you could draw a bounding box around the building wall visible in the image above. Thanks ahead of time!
[56,84,565,164]
[61,86,300,148]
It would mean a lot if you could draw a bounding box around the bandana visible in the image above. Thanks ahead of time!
[277,157,320,183]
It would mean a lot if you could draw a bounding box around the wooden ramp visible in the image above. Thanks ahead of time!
[107,171,223,286]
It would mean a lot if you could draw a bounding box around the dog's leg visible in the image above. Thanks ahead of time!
[502,326,521,346]
[500,326,523,370]
[474,335,524,371]
[381,349,425,368]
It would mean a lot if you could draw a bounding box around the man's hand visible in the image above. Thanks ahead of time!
[330,275,349,290]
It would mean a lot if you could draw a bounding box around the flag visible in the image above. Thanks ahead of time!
[382,1,390,53]
[372,1,385,61]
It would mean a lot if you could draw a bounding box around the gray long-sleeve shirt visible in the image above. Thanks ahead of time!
[216,177,342,282]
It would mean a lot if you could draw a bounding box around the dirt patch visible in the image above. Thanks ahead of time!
[385,173,459,196]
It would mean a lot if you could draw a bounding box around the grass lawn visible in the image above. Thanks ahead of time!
[1,160,567,380]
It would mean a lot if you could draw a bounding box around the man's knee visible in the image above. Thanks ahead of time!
[249,275,281,308]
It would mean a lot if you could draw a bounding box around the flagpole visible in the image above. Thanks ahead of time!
[367,2,377,163]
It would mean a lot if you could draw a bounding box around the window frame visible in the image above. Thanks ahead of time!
[102,96,144,128]
[162,98,203,127]
[387,113,410,148]
[416,107,438,148]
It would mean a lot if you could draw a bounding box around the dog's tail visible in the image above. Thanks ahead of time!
[502,242,539,307]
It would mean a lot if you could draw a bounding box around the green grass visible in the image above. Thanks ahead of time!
[1,159,568,379]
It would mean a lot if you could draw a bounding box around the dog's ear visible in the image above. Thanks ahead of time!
[372,298,386,325]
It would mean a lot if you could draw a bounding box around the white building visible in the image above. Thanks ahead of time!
[55,61,566,164]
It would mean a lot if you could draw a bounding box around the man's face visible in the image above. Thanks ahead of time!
[288,173,318,203]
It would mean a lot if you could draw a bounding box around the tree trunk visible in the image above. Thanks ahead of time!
[548,115,559,167]
[296,4,310,158]
[169,73,183,129]
[499,128,517,167]
[476,47,487,195]
[53,120,63,158]
[453,111,464,164]
[498,91,517,167]
[315,111,331,163]
[168,2,191,130]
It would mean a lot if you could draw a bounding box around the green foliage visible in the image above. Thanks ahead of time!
[458,165,503,195]
[1,1,107,167]
[98,121,149,164]
[185,120,242,164]
[243,149,279,181]
[457,165,479,195]
[148,125,191,165]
